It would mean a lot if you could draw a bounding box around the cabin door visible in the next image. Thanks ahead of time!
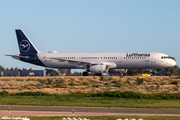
[151,53,156,63]
[118,55,122,63]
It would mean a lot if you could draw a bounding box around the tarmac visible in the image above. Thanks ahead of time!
[0,105,180,116]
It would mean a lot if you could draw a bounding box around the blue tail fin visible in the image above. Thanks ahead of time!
[15,29,39,54]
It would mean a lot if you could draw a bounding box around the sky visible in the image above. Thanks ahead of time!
[0,0,180,72]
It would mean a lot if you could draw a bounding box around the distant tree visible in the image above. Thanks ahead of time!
[18,68,21,70]
[45,68,59,76]
[0,66,4,70]
[6,68,9,71]
[155,65,180,76]
[72,72,82,76]
[10,67,14,70]
[138,69,150,74]
[177,68,180,76]
[65,69,71,76]
[165,65,179,76]
[22,68,27,70]
[58,69,66,76]
[29,68,32,70]
[126,69,139,76]
[14,67,18,70]
[126,69,150,76]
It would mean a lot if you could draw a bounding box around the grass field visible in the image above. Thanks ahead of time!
[27,116,180,120]
[1,95,180,109]
[1,76,180,94]
[1,77,180,119]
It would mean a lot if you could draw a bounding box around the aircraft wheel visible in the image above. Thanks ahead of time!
[83,72,88,76]
[95,73,102,76]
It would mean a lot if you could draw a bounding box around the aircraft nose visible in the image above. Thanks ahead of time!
[170,60,176,67]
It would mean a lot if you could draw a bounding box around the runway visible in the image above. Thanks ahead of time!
[0,105,180,116]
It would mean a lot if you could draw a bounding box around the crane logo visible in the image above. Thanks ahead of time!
[20,40,30,52]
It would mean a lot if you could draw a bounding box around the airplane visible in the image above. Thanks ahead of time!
[6,29,176,76]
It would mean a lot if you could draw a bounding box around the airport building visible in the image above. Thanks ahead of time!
[0,70,46,76]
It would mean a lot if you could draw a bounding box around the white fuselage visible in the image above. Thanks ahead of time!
[37,52,176,69]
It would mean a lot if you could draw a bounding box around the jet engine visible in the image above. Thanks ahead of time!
[89,65,108,73]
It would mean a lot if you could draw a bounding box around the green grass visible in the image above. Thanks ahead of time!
[0,95,180,108]
[1,91,180,108]
[27,116,180,120]
[171,81,178,85]
[16,79,24,81]
[26,79,37,81]
[1,79,8,81]
[11,91,180,100]
[175,76,180,79]
[83,80,90,85]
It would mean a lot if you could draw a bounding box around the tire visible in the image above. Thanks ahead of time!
[95,73,102,76]
[83,72,88,76]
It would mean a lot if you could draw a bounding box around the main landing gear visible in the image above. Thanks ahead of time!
[83,72,102,76]
[83,72,88,76]
[95,73,102,76]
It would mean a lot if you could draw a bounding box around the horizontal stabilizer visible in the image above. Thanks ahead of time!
[5,54,29,58]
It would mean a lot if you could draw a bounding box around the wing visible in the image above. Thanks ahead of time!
[50,57,98,65]
[49,57,117,68]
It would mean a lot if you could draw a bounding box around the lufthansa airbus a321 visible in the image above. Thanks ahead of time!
[6,29,176,76]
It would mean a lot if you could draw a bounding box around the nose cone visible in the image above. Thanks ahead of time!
[171,60,176,67]
[166,60,176,68]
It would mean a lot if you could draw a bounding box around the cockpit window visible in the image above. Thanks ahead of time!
[161,56,176,61]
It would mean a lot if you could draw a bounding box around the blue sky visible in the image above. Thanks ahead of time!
[0,0,180,71]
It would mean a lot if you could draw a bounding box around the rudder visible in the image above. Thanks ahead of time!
[15,29,39,54]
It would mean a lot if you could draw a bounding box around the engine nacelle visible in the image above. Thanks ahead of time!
[89,65,108,73]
